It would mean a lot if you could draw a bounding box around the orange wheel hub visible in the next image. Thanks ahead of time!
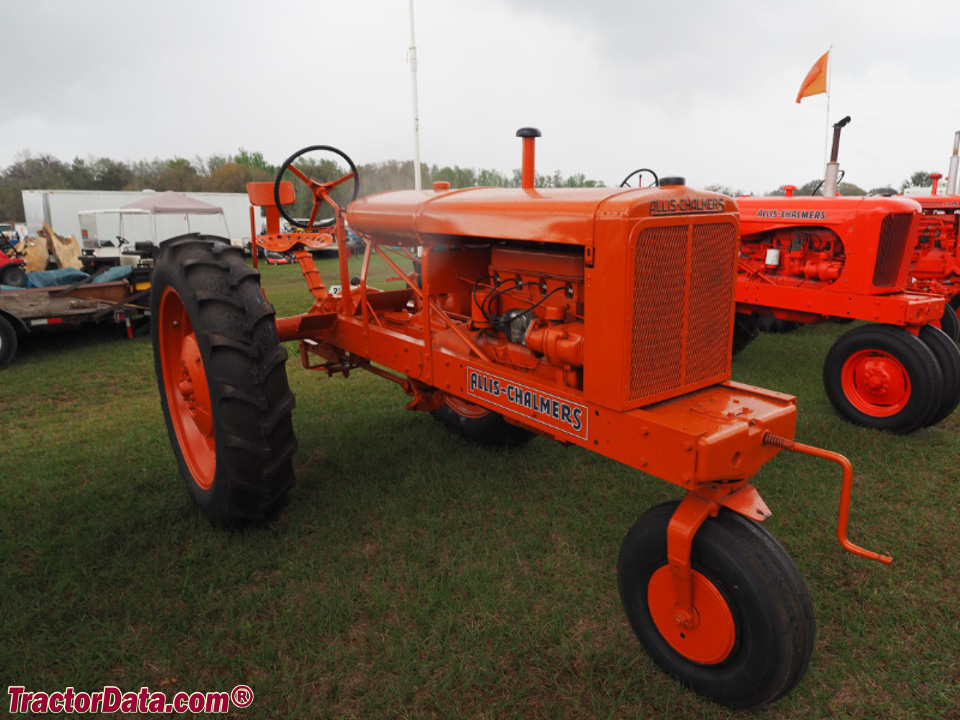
[841,349,911,417]
[159,287,216,490]
[444,395,491,419]
[647,565,736,664]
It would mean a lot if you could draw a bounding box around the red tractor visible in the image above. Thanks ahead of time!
[734,117,960,434]
[904,132,960,333]
[150,129,889,708]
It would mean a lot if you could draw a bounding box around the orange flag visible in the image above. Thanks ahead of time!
[796,51,829,103]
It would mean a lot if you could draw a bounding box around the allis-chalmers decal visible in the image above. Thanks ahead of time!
[754,209,828,220]
[466,367,588,440]
[649,197,725,215]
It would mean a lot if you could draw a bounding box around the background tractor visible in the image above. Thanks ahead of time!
[903,132,960,335]
[733,117,960,433]
[150,129,889,708]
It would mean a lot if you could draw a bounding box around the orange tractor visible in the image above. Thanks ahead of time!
[904,132,960,334]
[150,129,890,708]
[734,117,960,433]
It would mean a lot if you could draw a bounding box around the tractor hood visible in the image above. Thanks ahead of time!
[737,195,922,237]
[347,184,736,247]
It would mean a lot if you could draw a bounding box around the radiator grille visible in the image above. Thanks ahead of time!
[686,224,737,383]
[629,222,736,402]
[873,213,913,287]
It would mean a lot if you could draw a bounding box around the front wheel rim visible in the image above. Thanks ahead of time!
[840,349,911,417]
[647,565,737,665]
[159,287,216,490]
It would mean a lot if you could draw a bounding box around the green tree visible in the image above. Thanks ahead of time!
[901,171,932,191]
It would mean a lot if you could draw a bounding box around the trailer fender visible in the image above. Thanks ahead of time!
[0,308,30,335]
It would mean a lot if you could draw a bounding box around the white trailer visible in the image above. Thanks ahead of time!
[22,189,261,245]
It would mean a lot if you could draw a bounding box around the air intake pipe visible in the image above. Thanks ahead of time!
[947,131,960,196]
[823,116,851,197]
[517,127,541,190]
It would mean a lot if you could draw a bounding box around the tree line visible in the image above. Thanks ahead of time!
[0,149,939,222]
[0,150,604,222]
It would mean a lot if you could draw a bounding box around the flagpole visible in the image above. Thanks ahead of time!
[408,0,422,192]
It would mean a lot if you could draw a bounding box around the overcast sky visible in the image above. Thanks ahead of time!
[3,0,959,194]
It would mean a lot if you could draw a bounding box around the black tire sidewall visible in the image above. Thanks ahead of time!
[0,315,17,369]
[939,303,960,342]
[919,324,960,426]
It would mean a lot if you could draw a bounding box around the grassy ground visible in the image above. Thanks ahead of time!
[1,255,958,719]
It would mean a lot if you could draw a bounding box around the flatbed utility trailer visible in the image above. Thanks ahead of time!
[150,130,890,709]
[0,279,148,369]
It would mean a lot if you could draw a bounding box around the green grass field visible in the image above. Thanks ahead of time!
[1,255,958,719]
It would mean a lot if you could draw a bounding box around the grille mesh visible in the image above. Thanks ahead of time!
[629,222,736,402]
[873,213,913,287]
[630,226,687,399]
[686,224,736,383]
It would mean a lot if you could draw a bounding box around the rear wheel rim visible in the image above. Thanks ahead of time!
[159,287,216,490]
[647,565,736,665]
[840,348,911,417]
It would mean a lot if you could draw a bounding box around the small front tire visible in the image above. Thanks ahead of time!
[617,501,815,708]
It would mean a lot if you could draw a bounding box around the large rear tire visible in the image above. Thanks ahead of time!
[617,501,815,708]
[918,324,960,426]
[0,315,17,369]
[432,396,534,446]
[822,324,943,433]
[151,235,297,526]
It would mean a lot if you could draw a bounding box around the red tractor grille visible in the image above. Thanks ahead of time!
[872,213,913,287]
[629,222,735,402]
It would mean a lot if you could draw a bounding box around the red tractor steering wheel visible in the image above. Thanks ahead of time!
[273,145,360,229]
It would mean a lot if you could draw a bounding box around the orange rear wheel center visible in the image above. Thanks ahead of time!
[841,350,910,416]
[177,334,213,437]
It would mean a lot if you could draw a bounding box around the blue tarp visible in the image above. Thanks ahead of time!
[0,265,133,292]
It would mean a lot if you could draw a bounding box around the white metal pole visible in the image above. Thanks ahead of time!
[824,47,832,168]
[408,0,422,191]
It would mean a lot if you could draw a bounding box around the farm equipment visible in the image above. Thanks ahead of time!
[903,132,960,337]
[734,117,960,433]
[150,129,891,708]
[0,229,27,288]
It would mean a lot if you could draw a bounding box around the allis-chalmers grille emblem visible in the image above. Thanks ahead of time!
[466,367,588,440]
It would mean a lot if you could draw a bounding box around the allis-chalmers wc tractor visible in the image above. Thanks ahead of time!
[150,130,890,708]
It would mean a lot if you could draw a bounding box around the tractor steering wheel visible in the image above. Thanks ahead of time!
[273,145,360,229]
[619,168,660,188]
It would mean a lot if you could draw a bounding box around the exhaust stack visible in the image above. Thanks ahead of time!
[516,127,541,190]
[823,116,851,197]
[947,131,960,196]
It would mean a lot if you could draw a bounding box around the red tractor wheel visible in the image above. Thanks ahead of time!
[151,236,298,526]
[939,303,960,343]
[617,501,815,708]
[918,324,960,426]
[432,395,534,446]
[822,324,943,433]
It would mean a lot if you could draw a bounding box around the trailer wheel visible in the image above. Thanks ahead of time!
[0,315,17,369]
[938,303,960,342]
[823,324,943,433]
[918,324,960,426]
[432,396,534,446]
[618,501,814,708]
[0,263,26,288]
[731,313,760,356]
[151,235,298,527]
